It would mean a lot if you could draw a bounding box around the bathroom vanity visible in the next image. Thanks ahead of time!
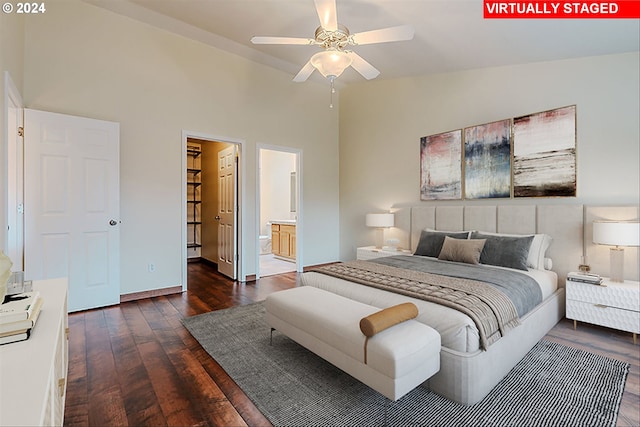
[271,220,296,260]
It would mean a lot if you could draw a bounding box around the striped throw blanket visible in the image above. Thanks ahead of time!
[314,260,521,350]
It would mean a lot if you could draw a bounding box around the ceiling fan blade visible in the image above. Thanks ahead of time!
[350,25,415,45]
[251,36,315,45]
[314,0,338,31]
[293,60,316,82]
[348,52,380,80]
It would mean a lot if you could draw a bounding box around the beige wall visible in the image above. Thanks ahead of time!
[20,0,340,294]
[1,13,25,254]
[339,52,640,260]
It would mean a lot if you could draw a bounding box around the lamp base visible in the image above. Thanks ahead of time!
[374,228,385,249]
[610,247,624,282]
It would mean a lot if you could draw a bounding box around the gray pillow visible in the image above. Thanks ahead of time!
[414,230,470,257]
[471,231,534,271]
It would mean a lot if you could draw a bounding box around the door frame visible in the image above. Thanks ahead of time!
[256,144,303,279]
[181,130,245,290]
[3,71,24,264]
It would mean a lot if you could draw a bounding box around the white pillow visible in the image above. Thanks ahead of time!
[473,231,552,270]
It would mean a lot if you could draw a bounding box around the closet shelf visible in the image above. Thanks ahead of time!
[187,243,202,249]
[187,221,202,225]
[187,168,201,175]
[187,148,201,157]
[187,200,202,204]
[187,182,202,187]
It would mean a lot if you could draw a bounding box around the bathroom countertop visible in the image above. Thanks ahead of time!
[270,220,296,225]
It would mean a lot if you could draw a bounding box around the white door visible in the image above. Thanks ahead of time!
[217,145,237,279]
[24,109,120,312]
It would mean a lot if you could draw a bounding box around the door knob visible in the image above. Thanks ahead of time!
[109,219,119,226]
[215,216,221,221]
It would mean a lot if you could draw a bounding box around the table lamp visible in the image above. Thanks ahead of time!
[593,220,640,282]
[366,213,394,249]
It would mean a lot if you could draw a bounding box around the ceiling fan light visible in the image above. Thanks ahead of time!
[310,50,352,79]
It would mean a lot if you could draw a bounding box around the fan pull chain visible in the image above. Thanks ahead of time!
[329,76,336,108]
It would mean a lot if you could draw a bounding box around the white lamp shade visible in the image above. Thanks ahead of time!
[310,50,352,78]
[593,221,640,247]
[366,213,394,228]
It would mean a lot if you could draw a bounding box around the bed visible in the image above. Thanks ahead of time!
[301,204,584,405]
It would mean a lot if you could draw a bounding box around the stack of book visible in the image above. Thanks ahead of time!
[567,272,604,285]
[0,291,43,345]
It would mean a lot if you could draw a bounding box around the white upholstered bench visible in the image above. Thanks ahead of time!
[264,286,441,400]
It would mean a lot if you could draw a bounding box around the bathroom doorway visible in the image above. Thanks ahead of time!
[257,146,302,278]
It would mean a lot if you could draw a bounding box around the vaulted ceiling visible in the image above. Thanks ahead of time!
[88,0,640,85]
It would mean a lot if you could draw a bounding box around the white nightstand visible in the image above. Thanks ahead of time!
[356,246,412,261]
[566,277,640,344]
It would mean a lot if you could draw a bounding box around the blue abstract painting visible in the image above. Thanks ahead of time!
[464,119,511,199]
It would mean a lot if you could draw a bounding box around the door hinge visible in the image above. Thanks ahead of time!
[18,127,24,137]
[17,204,24,214]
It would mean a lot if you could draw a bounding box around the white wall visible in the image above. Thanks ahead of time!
[339,52,640,260]
[21,0,340,294]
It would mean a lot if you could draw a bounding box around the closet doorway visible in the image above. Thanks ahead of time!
[183,132,243,289]
[257,146,302,278]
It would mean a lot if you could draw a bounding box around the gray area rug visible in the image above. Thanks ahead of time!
[183,302,629,427]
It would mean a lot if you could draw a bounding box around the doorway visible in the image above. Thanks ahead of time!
[257,146,302,278]
[182,132,244,290]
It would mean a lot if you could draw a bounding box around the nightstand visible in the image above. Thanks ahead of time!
[356,246,412,261]
[566,277,640,344]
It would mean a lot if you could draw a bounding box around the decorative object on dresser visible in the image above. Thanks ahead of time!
[0,278,69,426]
[0,291,44,345]
[592,221,640,282]
[365,213,394,249]
[566,277,640,344]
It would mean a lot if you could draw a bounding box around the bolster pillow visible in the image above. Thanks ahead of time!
[359,303,419,337]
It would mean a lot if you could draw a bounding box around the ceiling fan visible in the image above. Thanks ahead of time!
[250,0,414,85]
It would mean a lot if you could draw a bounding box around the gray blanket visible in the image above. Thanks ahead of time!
[372,256,542,317]
[314,256,542,350]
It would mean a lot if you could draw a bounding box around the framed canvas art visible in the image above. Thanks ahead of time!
[513,105,576,197]
[464,119,511,199]
[420,130,462,200]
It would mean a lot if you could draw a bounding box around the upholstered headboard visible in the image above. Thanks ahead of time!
[389,204,639,285]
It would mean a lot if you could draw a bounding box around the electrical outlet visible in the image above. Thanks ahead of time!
[148,263,156,273]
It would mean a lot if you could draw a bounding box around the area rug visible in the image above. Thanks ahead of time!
[183,302,629,427]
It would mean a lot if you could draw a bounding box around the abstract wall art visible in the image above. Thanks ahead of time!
[420,130,462,200]
[464,119,512,199]
[513,105,576,197]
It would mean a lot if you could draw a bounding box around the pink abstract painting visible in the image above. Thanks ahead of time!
[420,130,462,200]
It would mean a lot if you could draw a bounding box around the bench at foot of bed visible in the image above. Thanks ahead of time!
[264,286,441,401]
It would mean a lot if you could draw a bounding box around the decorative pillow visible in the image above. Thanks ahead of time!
[471,231,534,271]
[359,303,419,337]
[438,236,485,265]
[471,231,552,269]
[414,230,470,257]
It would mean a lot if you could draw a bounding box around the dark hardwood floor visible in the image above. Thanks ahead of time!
[64,262,639,427]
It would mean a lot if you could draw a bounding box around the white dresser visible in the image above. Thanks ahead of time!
[0,278,69,426]
[356,246,412,260]
[565,277,640,343]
